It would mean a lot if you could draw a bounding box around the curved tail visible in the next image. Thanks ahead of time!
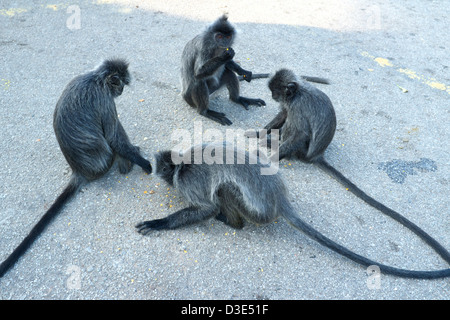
[0,177,82,278]
[314,158,450,265]
[282,206,450,279]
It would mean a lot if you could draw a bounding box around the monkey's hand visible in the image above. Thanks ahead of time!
[241,70,252,82]
[136,219,168,235]
[142,162,153,174]
[220,47,235,62]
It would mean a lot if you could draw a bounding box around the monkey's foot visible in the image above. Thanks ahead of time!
[117,157,133,174]
[235,97,266,110]
[202,109,233,126]
[135,219,168,235]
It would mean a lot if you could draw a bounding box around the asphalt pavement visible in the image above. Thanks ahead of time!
[0,0,449,300]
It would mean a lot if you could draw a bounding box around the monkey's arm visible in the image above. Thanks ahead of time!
[106,120,152,173]
[244,110,286,140]
[195,57,227,79]
[136,206,218,234]
[195,48,235,79]
[226,60,252,82]
[264,110,287,133]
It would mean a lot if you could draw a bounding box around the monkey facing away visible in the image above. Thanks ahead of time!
[255,68,450,265]
[0,59,152,278]
[181,15,267,126]
[136,143,449,279]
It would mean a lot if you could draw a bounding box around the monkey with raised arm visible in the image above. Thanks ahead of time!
[136,143,449,279]
[0,59,152,278]
[181,16,330,126]
[181,15,267,126]
[257,68,450,264]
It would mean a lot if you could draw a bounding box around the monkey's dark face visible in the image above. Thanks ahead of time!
[155,151,176,186]
[107,73,130,97]
[270,88,282,102]
[269,69,299,103]
[214,32,233,48]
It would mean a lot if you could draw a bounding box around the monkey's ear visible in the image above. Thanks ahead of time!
[285,82,297,98]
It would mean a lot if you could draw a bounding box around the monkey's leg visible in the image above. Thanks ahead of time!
[215,212,244,229]
[116,155,133,174]
[136,206,219,235]
[222,69,266,110]
[215,184,246,229]
[274,136,309,161]
[192,80,233,126]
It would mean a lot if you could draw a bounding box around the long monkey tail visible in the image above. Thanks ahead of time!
[0,175,83,278]
[238,74,330,85]
[282,203,450,279]
[314,158,450,265]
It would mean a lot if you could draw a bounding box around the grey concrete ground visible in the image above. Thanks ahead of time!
[0,0,449,300]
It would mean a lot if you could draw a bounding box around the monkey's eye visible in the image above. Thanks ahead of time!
[110,75,121,86]
[217,34,223,39]
[226,35,231,39]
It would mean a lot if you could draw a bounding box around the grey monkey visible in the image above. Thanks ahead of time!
[0,58,152,278]
[181,15,267,126]
[260,68,450,265]
[135,143,449,279]
[181,15,329,126]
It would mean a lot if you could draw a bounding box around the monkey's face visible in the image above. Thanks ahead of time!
[108,73,130,97]
[214,32,233,48]
[155,151,176,186]
[270,88,282,102]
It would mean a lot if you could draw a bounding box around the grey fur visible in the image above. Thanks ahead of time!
[0,58,151,278]
[262,68,450,266]
[135,143,449,279]
[54,58,152,179]
[181,15,266,126]
[266,68,336,162]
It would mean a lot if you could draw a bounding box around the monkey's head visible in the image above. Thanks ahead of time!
[97,58,131,97]
[268,69,299,103]
[209,15,235,48]
[154,150,177,186]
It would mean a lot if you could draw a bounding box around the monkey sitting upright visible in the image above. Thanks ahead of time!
[136,143,449,279]
[0,59,152,278]
[254,68,450,264]
[180,15,266,126]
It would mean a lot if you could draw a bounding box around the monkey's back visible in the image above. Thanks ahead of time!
[174,144,289,224]
[289,83,336,162]
[53,73,115,180]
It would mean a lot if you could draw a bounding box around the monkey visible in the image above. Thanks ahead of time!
[0,58,152,278]
[181,15,331,126]
[180,15,267,126]
[135,143,449,279]
[180,15,331,126]
[251,68,450,265]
